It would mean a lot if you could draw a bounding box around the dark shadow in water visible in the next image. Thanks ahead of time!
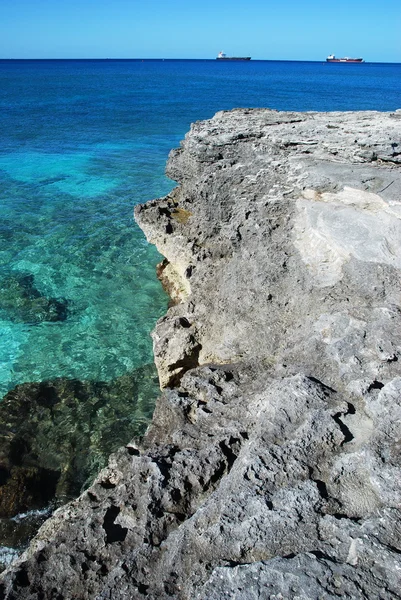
[0,272,69,324]
[0,363,160,570]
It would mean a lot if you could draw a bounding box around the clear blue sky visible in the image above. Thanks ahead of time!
[1,0,400,62]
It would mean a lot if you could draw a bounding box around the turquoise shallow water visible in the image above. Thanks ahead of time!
[0,60,181,395]
[0,59,400,397]
[0,142,172,395]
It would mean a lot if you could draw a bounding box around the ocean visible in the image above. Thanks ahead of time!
[0,57,400,564]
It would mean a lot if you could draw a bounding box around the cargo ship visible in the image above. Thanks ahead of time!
[216,51,251,61]
[326,54,364,63]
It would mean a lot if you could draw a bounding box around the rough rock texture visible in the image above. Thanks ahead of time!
[1,108,401,599]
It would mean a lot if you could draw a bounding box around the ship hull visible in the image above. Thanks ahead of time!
[326,58,364,63]
[216,57,251,61]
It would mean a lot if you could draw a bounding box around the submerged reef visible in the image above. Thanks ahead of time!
[1,108,401,598]
[0,364,158,569]
[0,273,68,324]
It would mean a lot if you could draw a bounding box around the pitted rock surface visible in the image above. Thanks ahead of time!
[1,109,400,599]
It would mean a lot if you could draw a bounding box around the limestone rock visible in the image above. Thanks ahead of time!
[1,109,401,599]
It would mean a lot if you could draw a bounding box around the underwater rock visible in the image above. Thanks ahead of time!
[0,364,158,517]
[0,364,159,563]
[0,273,68,324]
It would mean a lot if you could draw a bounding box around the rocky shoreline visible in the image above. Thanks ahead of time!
[0,108,400,598]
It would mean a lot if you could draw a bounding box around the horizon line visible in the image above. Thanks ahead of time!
[1,57,397,63]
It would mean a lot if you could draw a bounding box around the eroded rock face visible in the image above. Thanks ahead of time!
[1,109,400,599]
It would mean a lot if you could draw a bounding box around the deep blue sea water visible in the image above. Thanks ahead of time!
[0,59,400,398]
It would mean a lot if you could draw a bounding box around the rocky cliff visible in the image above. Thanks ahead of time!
[1,108,401,599]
